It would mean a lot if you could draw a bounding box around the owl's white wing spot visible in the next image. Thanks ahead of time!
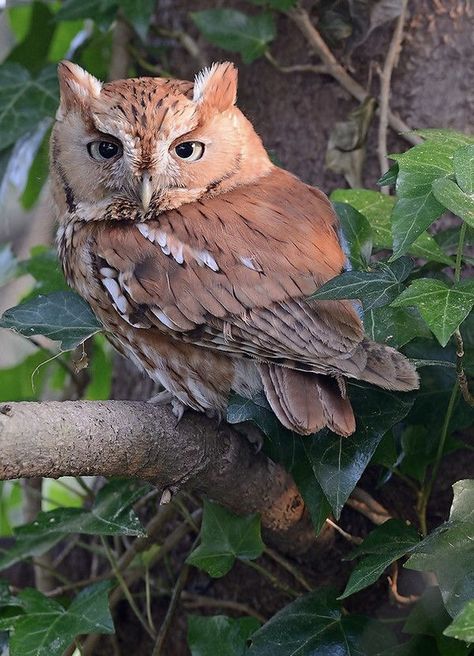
[240,256,262,272]
[102,277,128,313]
[136,224,219,270]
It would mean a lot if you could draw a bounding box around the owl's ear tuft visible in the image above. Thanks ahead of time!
[57,60,102,113]
[193,62,237,112]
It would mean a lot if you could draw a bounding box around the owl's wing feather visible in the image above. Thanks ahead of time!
[95,169,368,378]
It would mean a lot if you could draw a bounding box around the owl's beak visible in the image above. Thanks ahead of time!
[140,171,153,212]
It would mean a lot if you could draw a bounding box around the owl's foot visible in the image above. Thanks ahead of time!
[148,390,187,424]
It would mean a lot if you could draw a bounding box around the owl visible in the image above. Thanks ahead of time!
[51,60,418,437]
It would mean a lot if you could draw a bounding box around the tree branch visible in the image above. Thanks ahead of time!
[0,400,321,553]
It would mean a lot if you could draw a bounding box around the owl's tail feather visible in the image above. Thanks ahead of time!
[355,339,419,392]
[258,364,355,437]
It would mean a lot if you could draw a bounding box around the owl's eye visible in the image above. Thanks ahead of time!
[87,140,122,161]
[174,141,204,162]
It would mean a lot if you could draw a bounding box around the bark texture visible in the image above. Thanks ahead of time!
[0,400,320,553]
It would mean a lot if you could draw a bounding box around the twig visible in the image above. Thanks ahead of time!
[264,546,313,591]
[286,7,421,146]
[109,17,133,81]
[346,487,392,525]
[387,563,419,606]
[264,51,328,75]
[453,224,474,406]
[245,560,300,599]
[151,537,198,656]
[181,592,267,623]
[155,27,209,68]
[325,518,363,545]
[377,0,409,180]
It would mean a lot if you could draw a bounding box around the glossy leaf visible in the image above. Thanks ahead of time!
[334,201,373,270]
[339,520,419,598]
[389,140,460,258]
[413,129,474,149]
[330,189,452,264]
[432,177,474,227]
[0,480,148,571]
[364,306,430,348]
[0,63,57,149]
[248,588,397,655]
[8,582,114,656]
[0,291,102,350]
[378,162,399,187]
[454,144,474,194]
[191,9,276,63]
[188,615,260,656]
[405,480,474,617]
[444,600,474,643]
[311,257,413,310]
[186,500,264,578]
[392,279,474,346]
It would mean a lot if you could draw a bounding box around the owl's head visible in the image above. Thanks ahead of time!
[50,61,271,220]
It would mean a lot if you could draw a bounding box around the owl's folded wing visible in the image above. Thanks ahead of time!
[94,169,366,374]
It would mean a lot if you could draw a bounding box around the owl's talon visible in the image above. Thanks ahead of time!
[171,398,186,424]
[160,487,173,505]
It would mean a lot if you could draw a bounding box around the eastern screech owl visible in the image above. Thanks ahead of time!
[51,60,418,437]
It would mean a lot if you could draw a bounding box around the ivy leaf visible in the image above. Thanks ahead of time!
[432,177,474,227]
[302,383,415,518]
[0,480,148,571]
[412,129,474,150]
[330,189,452,265]
[0,63,57,149]
[7,582,114,656]
[0,291,102,350]
[247,588,397,655]
[119,0,155,40]
[187,615,260,656]
[56,0,117,25]
[454,144,474,194]
[17,247,68,300]
[334,201,373,270]
[191,9,276,63]
[339,520,419,598]
[6,1,56,75]
[311,257,413,311]
[404,587,472,656]
[389,141,460,258]
[364,306,430,348]
[248,0,296,9]
[0,245,18,288]
[405,480,474,617]
[444,600,474,643]
[378,162,399,187]
[392,279,474,347]
[186,500,264,578]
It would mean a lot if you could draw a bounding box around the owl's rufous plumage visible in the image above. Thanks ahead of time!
[51,60,418,437]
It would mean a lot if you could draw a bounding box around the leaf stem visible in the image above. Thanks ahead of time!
[417,381,458,536]
[245,559,300,598]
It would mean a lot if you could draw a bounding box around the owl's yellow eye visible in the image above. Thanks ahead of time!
[174,141,204,162]
[87,141,122,161]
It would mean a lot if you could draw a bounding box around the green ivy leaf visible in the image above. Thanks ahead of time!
[392,279,474,347]
[444,600,474,644]
[334,201,373,270]
[413,129,474,150]
[187,615,260,656]
[339,520,419,598]
[186,500,264,578]
[405,480,474,617]
[330,189,452,265]
[0,480,148,571]
[191,9,276,63]
[8,582,114,656]
[378,162,399,187]
[17,247,68,300]
[0,245,18,288]
[119,0,155,40]
[6,2,55,75]
[247,0,296,9]
[247,588,397,655]
[454,144,474,195]
[432,177,474,227]
[404,587,472,656]
[389,140,461,258]
[0,291,102,350]
[56,0,117,26]
[311,257,413,310]
[364,306,430,348]
[0,63,58,149]
[302,383,415,518]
